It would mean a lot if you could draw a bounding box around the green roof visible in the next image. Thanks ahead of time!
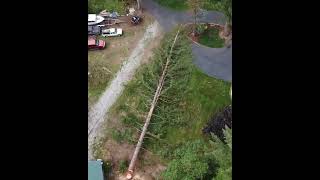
[88,160,104,180]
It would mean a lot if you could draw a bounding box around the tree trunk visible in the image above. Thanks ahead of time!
[137,0,141,10]
[224,21,230,37]
[193,10,197,36]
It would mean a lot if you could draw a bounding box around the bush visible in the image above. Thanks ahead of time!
[196,24,207,35]
[102,160,112,177]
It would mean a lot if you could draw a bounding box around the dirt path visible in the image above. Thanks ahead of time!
[88,21,161,160]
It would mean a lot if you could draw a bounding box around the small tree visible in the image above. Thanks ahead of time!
[187,0,204,36]
[220,0,232,37]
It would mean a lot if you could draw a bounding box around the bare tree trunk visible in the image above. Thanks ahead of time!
[192,9,197,36]
[224,21,230,37]
[137,0,141,10]
[126,28,181,180]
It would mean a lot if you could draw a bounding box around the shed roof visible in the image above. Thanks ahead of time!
[88,160,104,180]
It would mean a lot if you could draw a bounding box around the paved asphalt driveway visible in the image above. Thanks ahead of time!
[142,0,232,82]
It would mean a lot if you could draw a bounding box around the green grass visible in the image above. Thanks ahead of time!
[88,0,126,14]
[102,29,231,164]
[155,0,223,11]
[88,52,120,104]
[156,0,189,10]
[164,68,230,144]
[119,160,128,173]
[198,28,225,48]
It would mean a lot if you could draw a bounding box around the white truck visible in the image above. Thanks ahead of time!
[101,28,123,37]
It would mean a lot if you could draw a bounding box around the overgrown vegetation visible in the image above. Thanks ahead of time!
[88,0,126,14]
[198,27,224,48]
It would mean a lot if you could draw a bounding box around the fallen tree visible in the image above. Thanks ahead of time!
[126,27,182,179]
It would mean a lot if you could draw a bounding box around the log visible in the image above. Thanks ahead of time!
[126,28,181,179]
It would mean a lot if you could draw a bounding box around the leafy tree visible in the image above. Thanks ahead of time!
[209,126,232,180]
[162,140,211,180]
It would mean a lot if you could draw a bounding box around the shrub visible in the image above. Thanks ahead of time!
[111,129,134,144]
[119,160,128,173]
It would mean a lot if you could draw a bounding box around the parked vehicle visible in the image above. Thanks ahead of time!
[88,38,106,50]
[88,26,101,36]
[101,28,123,37]
[131,16,141,25]
[88,14,104,25]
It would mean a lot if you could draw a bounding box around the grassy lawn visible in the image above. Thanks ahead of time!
[155,0,189,10]
[88,51,120,104]
[94,29,231,174]
[164,68,230,144]
[155,0,223,11]
[198,28,225,48]
[88,0,126,14]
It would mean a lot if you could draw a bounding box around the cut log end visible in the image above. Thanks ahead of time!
[126,170,134,179]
